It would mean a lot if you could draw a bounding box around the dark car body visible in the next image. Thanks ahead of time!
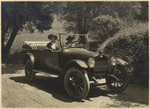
[22,34,129,99]
[23,44,109,77]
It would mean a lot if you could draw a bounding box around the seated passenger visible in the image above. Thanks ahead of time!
[73,35,86,48]
[65,35,75,48]
[47,34,59,50]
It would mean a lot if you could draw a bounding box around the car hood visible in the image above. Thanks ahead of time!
[62,48,99,58]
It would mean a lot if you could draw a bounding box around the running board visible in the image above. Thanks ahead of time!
[33,69,59,78]
[90,77,107,86]
[91,83,107,86]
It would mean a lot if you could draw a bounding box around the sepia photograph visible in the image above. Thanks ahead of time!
[1,1,149,108]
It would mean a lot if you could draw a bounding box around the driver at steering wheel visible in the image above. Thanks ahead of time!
[73,35,85,48]
[65,35,75,48]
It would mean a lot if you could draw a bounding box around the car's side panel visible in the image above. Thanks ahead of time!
[33,50,62,71]
[44,51,61,70]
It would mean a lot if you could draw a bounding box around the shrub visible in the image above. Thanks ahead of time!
[89,14,126,43]
[99,22,148,87]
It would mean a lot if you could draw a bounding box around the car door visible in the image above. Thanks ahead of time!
[38,49,62,71]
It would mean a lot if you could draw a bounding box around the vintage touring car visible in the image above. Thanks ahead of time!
[22,33,129,99]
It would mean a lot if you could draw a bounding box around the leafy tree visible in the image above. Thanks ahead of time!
[2,2,54,62]
[57,2,105,34]
[136,1,148,21]
[56,2,143,40]
[89,15,121,42]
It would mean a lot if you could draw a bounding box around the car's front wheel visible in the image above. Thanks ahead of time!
[106,65,129,93]
[64,67,90,99]
[25,60,35,81]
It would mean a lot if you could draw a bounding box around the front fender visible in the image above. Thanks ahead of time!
[73,59,88,68]
[66,59,88,69]
[116,58,133,77]
[116,58,129,66]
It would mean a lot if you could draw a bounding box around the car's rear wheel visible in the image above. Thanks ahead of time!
[64,67,90,99]
[25,60,35,81]
[106,65,129,93]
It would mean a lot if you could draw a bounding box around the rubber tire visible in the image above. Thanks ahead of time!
[64,67,90,100]
[106,65,129,93]
[25,60,35,82]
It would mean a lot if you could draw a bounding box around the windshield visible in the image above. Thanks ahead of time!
[60,34,89,49]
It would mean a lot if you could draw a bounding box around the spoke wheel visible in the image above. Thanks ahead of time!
[25,60,35,81]
[106,65,129,93]
[64,67,90,99]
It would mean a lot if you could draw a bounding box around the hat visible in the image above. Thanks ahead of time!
[66,35,75,40]
[48,34,58,40]
[79,35,86,43]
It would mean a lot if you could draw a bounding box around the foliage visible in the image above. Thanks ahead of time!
[89,15,122,42]
[136,1,148,21]
[2,2,54,32]
[2,2,54,62]
[56,2,102,34]
[57,2,143,36]
[99,23,149,87]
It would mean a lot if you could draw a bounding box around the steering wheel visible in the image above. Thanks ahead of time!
[71,41,79,45]
[45,48,54,51]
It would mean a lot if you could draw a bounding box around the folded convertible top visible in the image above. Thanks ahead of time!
[22,41,49,50]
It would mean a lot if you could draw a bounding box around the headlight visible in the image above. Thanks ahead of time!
[87,58,95,68]
[110,57,117,66]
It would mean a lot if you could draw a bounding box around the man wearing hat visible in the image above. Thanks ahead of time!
[47,34,58,50]
[73,35,86,48]
[65,35,75,47]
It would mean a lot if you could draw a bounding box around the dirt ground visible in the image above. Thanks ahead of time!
[2,64,149,108]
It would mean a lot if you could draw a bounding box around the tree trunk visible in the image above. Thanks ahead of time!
[2,26,8,63]
[2,27,19,63]
[2,28,8,43]
[77,4,89,34]
[2,25,9,48]
[82,4,89,34]
[78,8,84,34]
[78,16,82,33]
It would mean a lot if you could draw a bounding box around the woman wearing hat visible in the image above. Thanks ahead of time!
[47,34,58,50]
[65,35,75,47]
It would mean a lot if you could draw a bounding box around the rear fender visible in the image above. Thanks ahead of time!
[23,53,35,68]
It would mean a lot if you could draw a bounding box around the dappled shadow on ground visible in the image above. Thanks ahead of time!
[10,75,114,102]
[2,64,24,74]
[112,85,149,105]
[89,86,113,98]
[95,86,148,105]
[89,86,148,107]
[10,75,149,105]
[106,91,149,108]
[10,75,83,103]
